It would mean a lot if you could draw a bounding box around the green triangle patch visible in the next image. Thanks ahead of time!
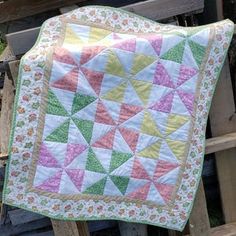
[131,54,156,75]
[102,82,127,103]
[86,148,106,173]
[188,40,206,67]
[105,50,125,77]
[83,177,107,195]
[161,40,186,64]
[110,175,129,195]
[72,117,93,143]
[46,89,68,116]
[72,93,96,115]
[109,151,132,173]
[187,26,207,37]
[45,119,70,143]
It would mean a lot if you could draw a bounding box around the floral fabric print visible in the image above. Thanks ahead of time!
[3,6,234,231]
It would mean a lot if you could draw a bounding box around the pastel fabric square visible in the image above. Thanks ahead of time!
[3,6,234,231]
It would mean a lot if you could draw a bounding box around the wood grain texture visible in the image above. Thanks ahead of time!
[211,222,236,236]
[0,0,87,23]
[51,220,89,236]
[205,132,236,154]
[6,0,205,56]
[188,180,210,236]
[118,221,147,236]
[186,222,236,236]
[209,59,236,223]
[0,48,15,161]
[6,27,40,56]
[122,0,204,20]
[8,209,45,226]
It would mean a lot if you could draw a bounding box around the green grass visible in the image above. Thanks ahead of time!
[0,32,6,55]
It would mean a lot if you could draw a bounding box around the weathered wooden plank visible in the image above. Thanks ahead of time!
[205,132,236,154]
[186,222,236,236]
[19,231,54,236]
[8,209,45,226]
[211,222,236,236]
[209,58,236,223]
[6,27,41,56]
[0,0,88,24]
[122,0,204,21]
[188,180,210,236]
[51,220,89,236]
[118,221,147,236]
[0,48,15,165]
[6,0,205,56]
[0,218,51,236]
[88,220,117,232]
[59,4,78,14]
[216,0,224,20]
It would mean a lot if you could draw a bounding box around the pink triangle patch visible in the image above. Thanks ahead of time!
[65,169,84,191]
[118,104,143,124]
[36,170,62,193]
[113,38,136,52]
[81,67,104,95]
[145,34,163,55]
[153,160,179,181]
[38,143,61,168]
[154,182,174,203]
[95,100,116,125]
[64,144,87,167]
[53,47,77,65]
[153,63,175,88]
[128,182,151,201]
[177,90,195,115]
[177,65,198,87]
[92,128,116,149]
[80,45,106,65]
[51,68,79,92]
[150,91,175,113]
[113,33,122,40]
[119,127,139,153]
[131,159,150,180]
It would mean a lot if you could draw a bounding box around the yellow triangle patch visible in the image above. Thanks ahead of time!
[131,54,156,75]
[130,80,152,105]
[89,27,111,43]
[138,140,162,159]
[141,111,162,137]
[105,50,126,77]
[165,114,189,136]
[64,26,85,46]
[166,139,187,160]
[102,82,127,103]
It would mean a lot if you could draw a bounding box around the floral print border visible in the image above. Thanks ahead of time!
[3,6,234,231]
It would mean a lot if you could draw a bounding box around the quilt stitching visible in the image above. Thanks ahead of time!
[3,6,234,231]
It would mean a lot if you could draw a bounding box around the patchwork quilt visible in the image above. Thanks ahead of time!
[3,6,234,231]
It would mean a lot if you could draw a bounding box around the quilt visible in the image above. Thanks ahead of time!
[3,6,234,231]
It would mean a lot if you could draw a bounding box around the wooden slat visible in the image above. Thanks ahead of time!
[6,27,41,57]
[205,132,236,154]
[189,180,210,236]
[118,221,147,236]
[0,48,15,163]
[186,222,236,236]
[211,222,236,236]
[122,0,204,21]
[6,0,205,56]
[0,218,51,236]
[0,0,87,24]
[8,209,45,226]
[59,4,78,14]
[209,59,236,223]
[51,220,89,236]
